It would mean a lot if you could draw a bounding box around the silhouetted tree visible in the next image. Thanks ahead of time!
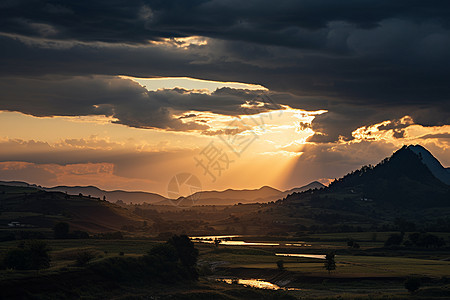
[276,260,284,270]
[404,277,421,293]
[3,240,50,270]
[3,249,31,270]
[324,252,336,274]
[407,232,445,248]
[75,251,96,266]
[167,235,199,280]
[27,240,51,270]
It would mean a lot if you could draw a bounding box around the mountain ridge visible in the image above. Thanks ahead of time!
[0,180,324,206]
[408,144,450,185]
[284,144,450,210]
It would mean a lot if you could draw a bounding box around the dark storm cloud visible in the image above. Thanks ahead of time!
[1,0,450,47]
[1,1,450,141]
[0,75,282,131]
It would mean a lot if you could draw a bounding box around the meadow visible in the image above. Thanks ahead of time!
[1,232,449,299]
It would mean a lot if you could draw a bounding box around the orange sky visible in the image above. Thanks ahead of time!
[0,77,449,197]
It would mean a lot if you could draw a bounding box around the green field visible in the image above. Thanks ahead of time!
[1,234,450,299]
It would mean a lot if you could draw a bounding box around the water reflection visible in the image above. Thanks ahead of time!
[191,235,242,240]
[285,243,312,247]
[217,278,300,291]
[191,235,279,246]
[276,253,326,259]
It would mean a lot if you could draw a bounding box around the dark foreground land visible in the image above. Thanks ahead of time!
[1,233,450,299]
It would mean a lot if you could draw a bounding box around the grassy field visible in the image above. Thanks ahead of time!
[1,235,450,299]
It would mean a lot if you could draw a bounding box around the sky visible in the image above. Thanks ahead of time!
[0,1,449,196]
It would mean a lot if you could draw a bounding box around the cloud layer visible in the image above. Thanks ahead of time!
[0,1,449,191]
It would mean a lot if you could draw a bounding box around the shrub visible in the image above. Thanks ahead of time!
[3,240,50,270]
[88,235,200,285]
[407,232,446,248]
[3,249,32,270]
[75,251,96,267]
[27,240,51,270]
[404,277,421,293]
[276,260,284,270]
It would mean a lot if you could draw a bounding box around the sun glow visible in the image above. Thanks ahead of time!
[123,76,268,93]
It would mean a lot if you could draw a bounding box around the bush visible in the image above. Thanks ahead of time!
[87,235,200,285]
[407,232,446,248]
[3,240,50,270]
[27,240,51,269]
[75,251,96,266]
[276,260,284,270]
[404,277,421,293]
[3,249,32,270]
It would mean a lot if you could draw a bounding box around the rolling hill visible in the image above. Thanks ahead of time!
[0,184,145,233]
[156,182,325,206]
[0,181,325,206]
[44,185,168,205]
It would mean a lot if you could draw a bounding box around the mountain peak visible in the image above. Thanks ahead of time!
[294,144,450,208]
[406,144,450,185]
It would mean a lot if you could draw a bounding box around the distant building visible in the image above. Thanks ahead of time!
[7,221,21,227]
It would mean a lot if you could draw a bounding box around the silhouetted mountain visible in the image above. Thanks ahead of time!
[283,181,325,195]
[0,180,326,207]
[408,145,450,185]
[285,145,450,210]
[44,186,168,204]
[156,182,325,206]
[0,180,41,188]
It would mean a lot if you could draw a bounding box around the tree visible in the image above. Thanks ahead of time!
[3,249,31,270]
[404,277,421,293]
[148,243,178,262]
[75,251,96,267]
[324,252,336,274]
[167,235,199,280]
[3,240,50,270]
[276,260,284,270]
[27,240,51,270]
[53,222,70,239]
[407,232,446,248]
